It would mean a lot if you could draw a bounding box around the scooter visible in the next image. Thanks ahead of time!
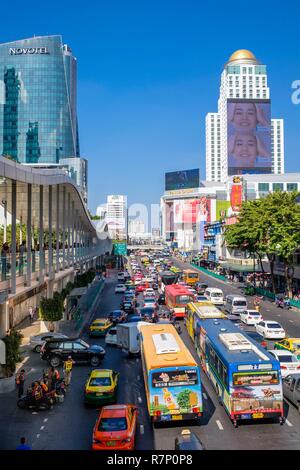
[17,392,54,411]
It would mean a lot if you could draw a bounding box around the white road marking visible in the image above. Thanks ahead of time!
[216,420,224,430]
[277,314,281,317]
[286,419,293,427]
[36,434,40,438]
[138,396,142,403]
[32,411,38,415]
[40,426,45,430]
[203,392,208,400]
[43,418,48,423]
[289,320,294,323]
[140,425,144,434]
[137,375,141,380]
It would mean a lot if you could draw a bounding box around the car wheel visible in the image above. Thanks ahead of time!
[90,356,100,367]
[17,398,26,409]
[34,345,41,353]
[50,355,61,367]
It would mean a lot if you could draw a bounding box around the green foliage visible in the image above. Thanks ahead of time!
[223,191,300,295]
[40,294,63,322]
[2,329,23,377]
[74,269,95,288]
[176,389,192,409]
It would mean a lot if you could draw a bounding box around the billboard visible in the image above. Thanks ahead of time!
[173,198,211,224]
[165,169,200,191]
[230,184,243,212]
[227,100,272,176]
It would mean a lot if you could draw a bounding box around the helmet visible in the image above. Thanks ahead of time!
[68,355,72,359]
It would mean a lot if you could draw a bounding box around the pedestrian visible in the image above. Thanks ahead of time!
[16,437,31,451]
[63,356,75,386]
[48,366,60,390]
[15,369,25,398]
[28,306,34,324]
[1,241,10,281]
[19,240,26,276]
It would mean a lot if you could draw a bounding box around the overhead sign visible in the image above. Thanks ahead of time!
[113,242,127,255]
[165,188,198,196]
[9,47,50,55]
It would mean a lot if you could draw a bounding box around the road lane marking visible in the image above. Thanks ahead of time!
[137,375,141,380]
[36,434,40,438]
[286,419,293,427]
[203,392,208,400]
[277,314,281,317]
[216,420,224,430]
[289,320,294,323]
[140,425,144,434]
[32,411,38,415]
[40,426,45,430]
[138,396,142,403]
[43,418,48,423]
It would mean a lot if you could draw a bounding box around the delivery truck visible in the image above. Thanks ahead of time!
[117,321,151,355]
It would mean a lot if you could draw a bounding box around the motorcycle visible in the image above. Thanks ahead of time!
[276,297,291,309]
[17,391,54,411]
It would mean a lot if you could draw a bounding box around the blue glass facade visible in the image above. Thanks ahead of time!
[0,35,79,163]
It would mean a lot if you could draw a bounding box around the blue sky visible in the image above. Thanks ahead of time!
[1,0,300,214]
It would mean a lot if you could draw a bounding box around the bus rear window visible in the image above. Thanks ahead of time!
[233,371,279,386]
[233,300,247,306]
[176,295,192,304]
[152,369,198,388]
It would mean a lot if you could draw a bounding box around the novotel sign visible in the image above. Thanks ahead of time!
[9,47,50,55]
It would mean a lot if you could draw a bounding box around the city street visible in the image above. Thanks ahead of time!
[2,259,300,450]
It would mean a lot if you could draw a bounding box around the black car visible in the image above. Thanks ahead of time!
[121,301,135,314]
[127,315,142,323]
[108,309,127,323]
[195,282,208,294]
[40,338,106,367]
[139,307,156,320]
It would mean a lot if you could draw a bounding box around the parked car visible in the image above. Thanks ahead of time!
[40,338,106,367]
[115,284,126,294]
[29,333,68,353]
[255,320,286,339]
[268,350,300,377]
[240,310,263,326]
[105,327,118,346]
[274,338,300,360]
[108,310,126,324]
[84,369,119,405]
[89,318,113,337]
[282,373,300,413]
[174,429,205,451]
[92,405,138,450]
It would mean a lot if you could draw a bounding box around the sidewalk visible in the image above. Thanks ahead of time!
[16,316,43,346]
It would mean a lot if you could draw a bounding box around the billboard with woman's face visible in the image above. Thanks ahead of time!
[227,99,272,175]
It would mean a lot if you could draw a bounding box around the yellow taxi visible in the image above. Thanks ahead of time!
[274,338,300,360]
[89,318,113,337]
[84,369,119,405]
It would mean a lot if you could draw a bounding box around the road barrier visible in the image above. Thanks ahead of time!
[191,264,227,282]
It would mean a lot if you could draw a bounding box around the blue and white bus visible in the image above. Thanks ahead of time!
[196,318,284,427]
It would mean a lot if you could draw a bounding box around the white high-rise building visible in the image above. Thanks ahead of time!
[106,195,127,240]
[128,219,145,236]
[206,49,284,181]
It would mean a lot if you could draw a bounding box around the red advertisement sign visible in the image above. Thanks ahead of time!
[230,184,242,212]
[174,198,211,224]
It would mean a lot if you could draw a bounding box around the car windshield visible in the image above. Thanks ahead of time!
[94,322,105,327]
[89,377,111,387]
[113,311,122,316]
[141,308,154,314]
[267,323,281,329]
[98,417,127,432]
[79,339,89,348]
[211,292,223,297]
[144,299,154,303]
[277,355,298,363]
[248,312,260,316]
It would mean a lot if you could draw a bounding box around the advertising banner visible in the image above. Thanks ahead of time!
[174,198,211,224]
[165,169,200,191]
[230,184,243,212]
[227,99,272,175]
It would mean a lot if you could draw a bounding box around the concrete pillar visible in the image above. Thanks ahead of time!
[26,184,32,287]
[39,185,44,283]
[11,180,17,295]
[71,201,75,266]
[62,185,66,270]
[48,185,53,278]
[67,191,71,267]
[56,186,60,273]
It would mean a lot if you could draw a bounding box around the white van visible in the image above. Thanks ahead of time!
[117,272,125,282]
[204,287,224,305]
[224,295,248,315]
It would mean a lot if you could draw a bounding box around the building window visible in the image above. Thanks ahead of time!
[287,183,298,191]
[273,183,284,191]
[258,183,269,192]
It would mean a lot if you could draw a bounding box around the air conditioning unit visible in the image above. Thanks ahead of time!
[219,333,252,351]
[152,333,180,354]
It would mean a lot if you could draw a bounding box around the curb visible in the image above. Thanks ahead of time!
[77,280,106,336]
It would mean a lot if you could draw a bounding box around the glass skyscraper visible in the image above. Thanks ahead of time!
[0,35,80,164]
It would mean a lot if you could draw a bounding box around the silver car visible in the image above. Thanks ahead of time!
[30,333,68,353]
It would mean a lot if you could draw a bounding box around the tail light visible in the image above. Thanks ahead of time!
[280,365,287,369]
[296,366,300,369]
[192,407,200,413]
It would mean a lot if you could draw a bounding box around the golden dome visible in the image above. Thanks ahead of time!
[228,49,258,64]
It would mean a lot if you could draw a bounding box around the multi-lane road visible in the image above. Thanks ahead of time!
[1,256,300,449]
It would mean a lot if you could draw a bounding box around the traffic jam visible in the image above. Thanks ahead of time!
[22,249,300,450]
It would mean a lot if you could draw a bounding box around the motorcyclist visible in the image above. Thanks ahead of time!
[32,381,43,401]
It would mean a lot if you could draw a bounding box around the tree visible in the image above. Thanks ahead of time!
[1,330,23,377]
[224,191,300,296]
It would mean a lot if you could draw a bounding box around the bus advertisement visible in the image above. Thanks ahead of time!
[139,323,203,423]
[196,318,284,427]
[183,269,200,286]
[165,285,195,319]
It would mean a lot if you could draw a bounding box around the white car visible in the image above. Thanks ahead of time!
[115,284,126,293]
[268,350,300,378]
[144,288,155,297]
[105,327,118,346]
[255,320,286,339]
[143,298,157,309]
[240,310,263,325]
